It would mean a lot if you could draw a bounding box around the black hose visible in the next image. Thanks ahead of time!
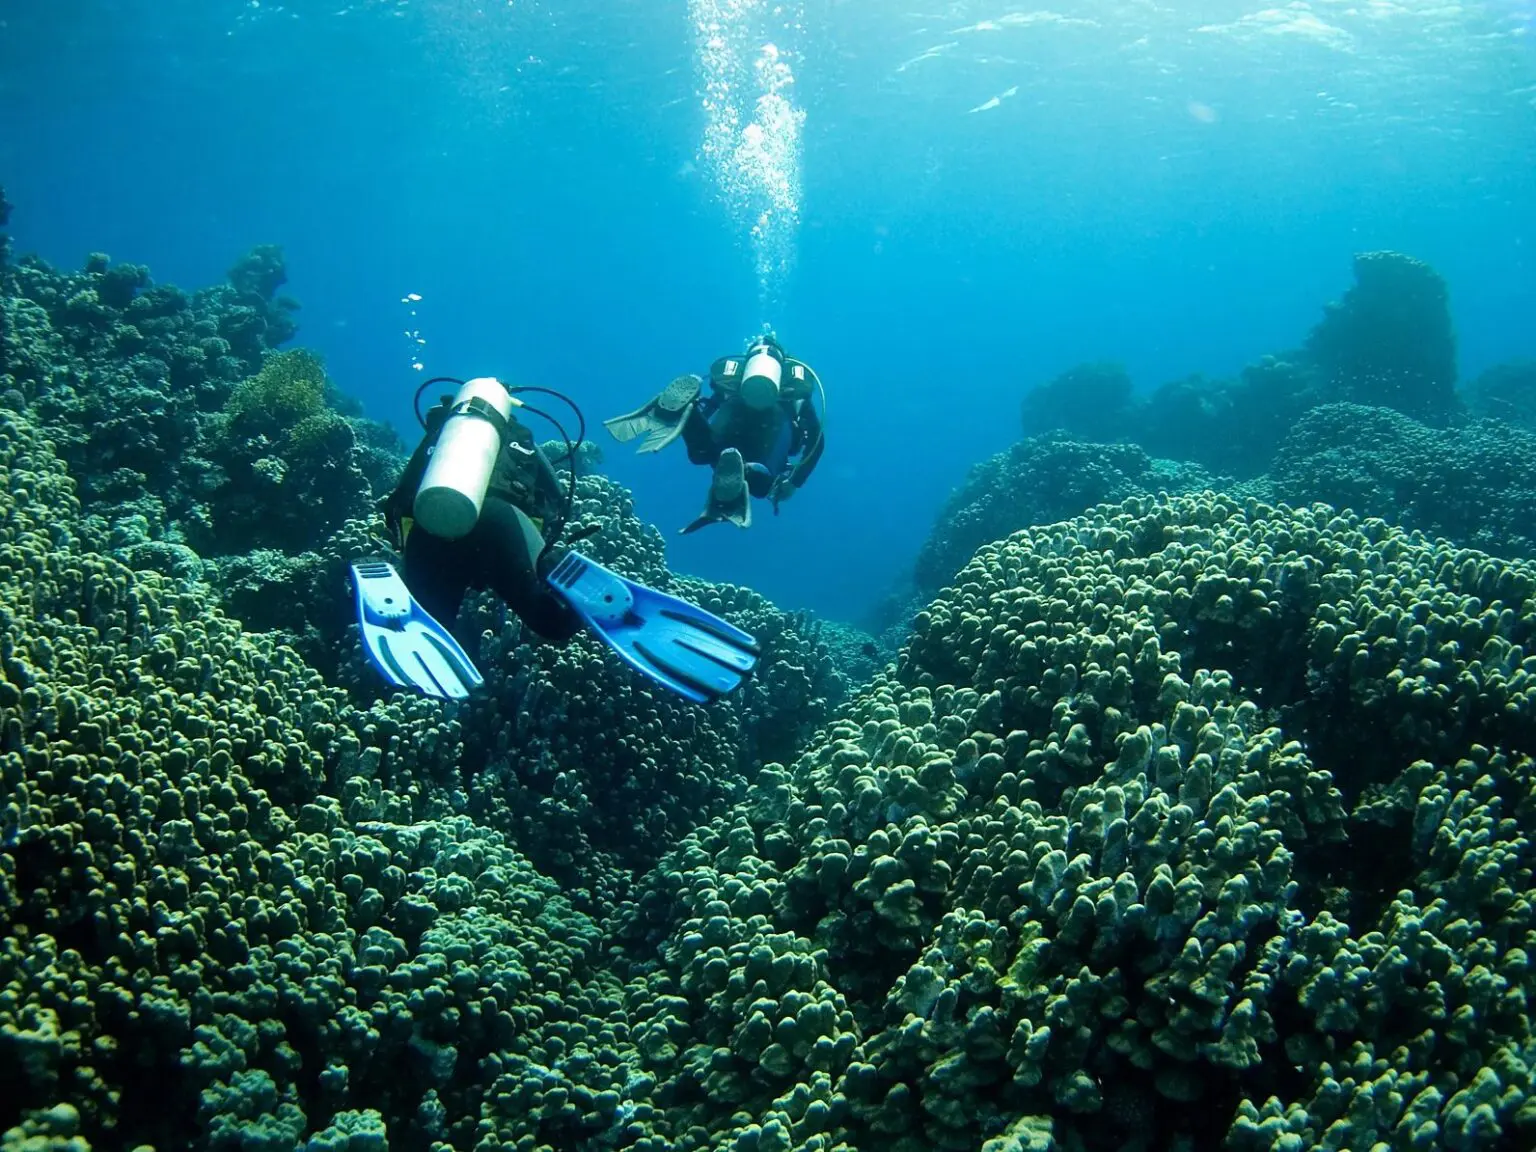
[514,401,581,566]
[413,375,464,428]
[507,384,587,448]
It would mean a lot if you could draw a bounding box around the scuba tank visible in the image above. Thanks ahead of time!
[414,376,519,540]
[739,338,785,411]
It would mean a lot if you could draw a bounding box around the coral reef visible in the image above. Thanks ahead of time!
[1135,358,1324,479]
[1270,403,1536,561]
[222,244,301,361]
[197,349,377,556]
[436,471,851,911]
[0,384,850,1149]
[935,254,1520,601]
[611,491,1536,1151]
[0,236,392,566]
[1019,362,1134,443]
[1011,250,1458,487]
[0,409,511,1147]
[13,397,1530,1151]
[0,186,12,270]
[813,619,891,692]
[1465,359,1536,430]
[914,434,1219,593]
[1303,251,1459,425]
[208,518,382,680]
[4,195,1535,1152]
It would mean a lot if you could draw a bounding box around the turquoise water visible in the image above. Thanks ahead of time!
[1,0,1532,616]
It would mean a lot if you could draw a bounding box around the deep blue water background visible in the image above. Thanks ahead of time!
[3,0,1534,622]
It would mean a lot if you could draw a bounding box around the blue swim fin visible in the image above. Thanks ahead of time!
[545,551,760,703]
[350,560,484,700]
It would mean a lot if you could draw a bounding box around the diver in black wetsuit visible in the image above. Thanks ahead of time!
[603,334,825,534]
[380,385,581,643]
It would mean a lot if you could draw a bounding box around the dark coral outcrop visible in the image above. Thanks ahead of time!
[1466,359,1536,430]
[1303,251,1460,425]
[1019,362,1134,443]
[0,232,392,568]
[1270,403,1536,562]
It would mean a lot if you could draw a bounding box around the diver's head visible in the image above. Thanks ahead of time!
[740,336,785,411]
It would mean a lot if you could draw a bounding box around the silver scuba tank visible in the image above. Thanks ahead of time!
[739,342,784,411]
[414,377,519,540]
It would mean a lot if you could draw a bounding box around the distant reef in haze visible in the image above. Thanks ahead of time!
[902,249,1536,611]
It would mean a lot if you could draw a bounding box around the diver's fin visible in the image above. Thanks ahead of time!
[350,560,484,700]
[602,375,702,454]
[681,448,751,535]
[545,551,760,704]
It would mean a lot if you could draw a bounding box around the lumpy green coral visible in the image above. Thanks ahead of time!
[200,348,375,556]
[0,415,611,1147]
[4,207,1535,1152]
[607,491,1534,1151]
[1269,402,1536,562]
[913,433,1219,594]
[221,348,328,431]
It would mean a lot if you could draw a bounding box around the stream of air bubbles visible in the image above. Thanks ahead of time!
[689,0,807,323]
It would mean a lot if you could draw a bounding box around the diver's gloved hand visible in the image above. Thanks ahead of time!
[373,494,407,552]
[769,475,796,513]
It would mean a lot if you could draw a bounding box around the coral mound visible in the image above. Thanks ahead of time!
[913,434,1218,593]
[1270,402,1536,561]
[3,203,1533,1152]
[613,491,1535,1151]
[1302,251,1459,424]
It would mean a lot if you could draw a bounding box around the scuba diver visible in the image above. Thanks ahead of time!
[603,334,825,534]
[351,375,760,703]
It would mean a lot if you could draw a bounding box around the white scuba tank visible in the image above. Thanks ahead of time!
[740,346,783,411]
[414,376,518,540]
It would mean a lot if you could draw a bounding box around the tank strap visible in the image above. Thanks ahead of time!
[453,394,512,440]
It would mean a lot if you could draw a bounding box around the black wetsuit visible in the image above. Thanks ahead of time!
[384,404,582,643]
[680,358,825,500]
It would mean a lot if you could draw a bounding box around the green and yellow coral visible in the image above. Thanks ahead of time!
[611,490,1536,1151]
[5,225,1536,1152]
[221,348,328,439]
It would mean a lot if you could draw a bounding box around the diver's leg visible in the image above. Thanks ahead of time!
[682,404,723,466]
[742,411,793,498]
[474,500,584,643]
[604,375,702,453]
[403,531,471,630]
[744,463,774,499]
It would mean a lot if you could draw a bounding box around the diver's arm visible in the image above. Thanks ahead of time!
[786,401,824,488]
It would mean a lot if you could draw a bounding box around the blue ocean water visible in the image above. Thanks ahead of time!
[1,0,1533,621]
